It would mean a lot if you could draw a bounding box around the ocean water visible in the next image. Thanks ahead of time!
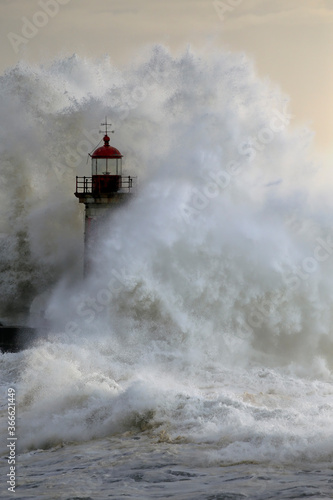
[1,45,333,499]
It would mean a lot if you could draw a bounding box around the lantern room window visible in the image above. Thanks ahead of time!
[92,157,122,176]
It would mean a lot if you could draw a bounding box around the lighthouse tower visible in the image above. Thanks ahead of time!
[74,121,133,272]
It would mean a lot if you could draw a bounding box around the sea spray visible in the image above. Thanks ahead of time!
[0,46,332,367]
[1,47,333,465]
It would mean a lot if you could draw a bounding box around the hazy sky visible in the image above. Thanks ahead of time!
[1,0,332,153]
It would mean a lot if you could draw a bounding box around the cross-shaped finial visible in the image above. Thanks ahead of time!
[100,117,114,135]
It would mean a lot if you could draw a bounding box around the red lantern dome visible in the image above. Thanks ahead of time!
[91,135,123,159]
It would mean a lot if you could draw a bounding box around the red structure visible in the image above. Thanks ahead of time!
[74,122,134,273]
[75,132,133,197]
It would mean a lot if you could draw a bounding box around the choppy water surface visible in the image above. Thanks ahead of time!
[15,438,333,499]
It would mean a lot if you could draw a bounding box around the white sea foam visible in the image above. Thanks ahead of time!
[1,46,333,465]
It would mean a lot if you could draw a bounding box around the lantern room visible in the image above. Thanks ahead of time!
[90,134,123,176]
[90,134,123,194]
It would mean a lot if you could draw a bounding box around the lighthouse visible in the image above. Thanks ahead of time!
[74,121,134,273]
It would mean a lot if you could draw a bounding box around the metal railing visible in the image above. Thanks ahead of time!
[75,176,134,194]
[76,176,92,194]
[120,176,133,191]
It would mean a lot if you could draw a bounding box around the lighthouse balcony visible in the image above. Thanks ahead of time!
[75,175,134,197]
